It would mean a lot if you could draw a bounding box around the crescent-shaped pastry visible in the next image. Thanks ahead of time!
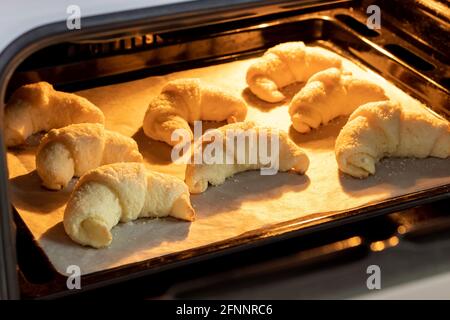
[143,78,247,146]
[4,82,104,147]
[335,100,450,178]
[64,162,195,248]
[185,121,310,193]
[289,68,387,133]
[36,123,143,190]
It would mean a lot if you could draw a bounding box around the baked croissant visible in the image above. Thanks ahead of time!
[36,123,143,190]
[335,100,450,178]
[185,121,310,193]
[64,162,195,248]
[3,82,104,147]
[143,78,247,146]
[289,68,387,133]
[246,42,342,102]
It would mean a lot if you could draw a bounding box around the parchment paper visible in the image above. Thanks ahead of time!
[7,50,450,275]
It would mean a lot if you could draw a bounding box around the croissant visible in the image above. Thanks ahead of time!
[185,121,310,193]
[3,82,104,147]
[36,123,143,190]
[64,162,195,248]
[246,42,342,102]
[335,100,450,178]
[289,68,387,133]
[143,78,247,146]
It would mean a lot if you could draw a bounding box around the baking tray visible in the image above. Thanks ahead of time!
[10,11,450,298]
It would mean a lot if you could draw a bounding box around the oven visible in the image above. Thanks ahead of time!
[0,0,449,300]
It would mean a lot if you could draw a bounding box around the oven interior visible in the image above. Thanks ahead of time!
[1,0,449,299]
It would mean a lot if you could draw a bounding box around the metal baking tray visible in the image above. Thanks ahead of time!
[11,7,450,298]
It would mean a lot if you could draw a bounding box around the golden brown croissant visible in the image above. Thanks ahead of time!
[3,82,104,147]
[143,78,247,146]
[64,162,195,248]
[246,42,342,102]
[185,121,310,193]
[36,123,143,190]
[335,100,450,178]
[289,68,387,133]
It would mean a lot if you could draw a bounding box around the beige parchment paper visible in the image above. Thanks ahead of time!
[6,50,450,275]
